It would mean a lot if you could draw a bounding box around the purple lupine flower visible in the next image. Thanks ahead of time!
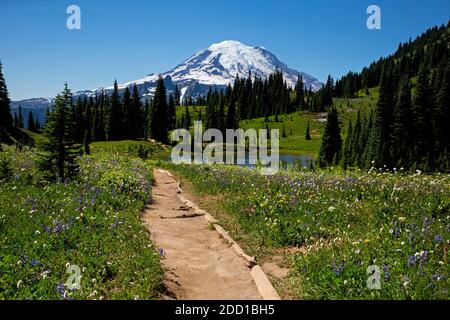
[56,283,65,299]
[409,225,414,244]
[423,217,430,230]
[109,218,119,230]
[434,235,442,243]
[332,258,345,276]
[422,251,429,263]
[52,222,64,234]
[382,264,390,280]
[432,274,444,281]
[408,255,418,267]
[30,260,41,267]
[393,228,400,238]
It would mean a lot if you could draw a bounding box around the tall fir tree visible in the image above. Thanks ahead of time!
[305,121,311,140]
[122,87,132,139]
[366,69,393,167]
[226,101,238,131]
[35,118,41,131]
[411,66,433,169]
[130,84,143,139]
[168,93,176,131]
[434,61,450,169]
[341,119,353,169]
[143,99,150,140]
[0,61,13,142]
[174,84,181,107]
[39,84,81,182]
[82,97,92,142]
[318,107,342,167]
[106,80,123,141]
[13,112,19,127]
[17,105,24,128]
[391,77,413,167]
[350,111,362,166]
[73,97,85,142]
[183,105,191,130]
[295,74,305,109]
[150,76,169,143]
[27,111,35,132]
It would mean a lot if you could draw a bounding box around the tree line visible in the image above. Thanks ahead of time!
[193,70,320,134]
[319,22,450,172]
[13,106,41,132]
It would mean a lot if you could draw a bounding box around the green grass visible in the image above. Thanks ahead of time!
[164,162,450,299]
[0,146,163,299]
[176,105,207,122]
[91,140,169,160]
[240,112,323,156]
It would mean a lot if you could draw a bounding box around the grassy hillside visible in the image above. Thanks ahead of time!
[240,87,378,156]
[0,127,35,147]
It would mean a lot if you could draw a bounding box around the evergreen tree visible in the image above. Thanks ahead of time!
[435,62,450,168]
[321,75,334,109]
[143,99,150,140]
[350,111,362,166]
[168,93,176,131]
[183,105,191,130]
[295,74,305,109]
[318,107,342,167]
[305,121,311,140]
[367,69,393,167]
[341,119,353,169]
[217,96,225,133]
[83,129,90,155]
[174,84,181,107]
[411,66,433,169]
[391,77,413,167]
[73,97,85,142]
[0,61,13,142]
[17,105,24,128]
[226,102,238,130]
[35,118,41,131]
[362,111,374,168]
[13,112,19,127]
[130,84,143,138]
[27,111,35,132]
[38,84,81,182]
[106,80,123,141]
[150,76,168,143]
[122,87,131,139]
[84,97,93,140]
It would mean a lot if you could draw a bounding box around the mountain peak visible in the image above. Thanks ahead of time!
[209,40,245,48]
[208,40,267,52]
[162,40,322,94]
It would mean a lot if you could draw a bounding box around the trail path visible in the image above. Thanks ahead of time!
[143,169,263,300]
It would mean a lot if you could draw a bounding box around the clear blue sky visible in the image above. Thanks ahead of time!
[1,0,449,100]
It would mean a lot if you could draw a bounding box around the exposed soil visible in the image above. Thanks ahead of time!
[143,169,262,300]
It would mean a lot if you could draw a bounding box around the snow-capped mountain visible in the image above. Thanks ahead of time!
[81,40,322,99]
[12,40,322,119]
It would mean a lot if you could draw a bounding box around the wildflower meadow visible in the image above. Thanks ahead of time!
[0,146,163,299]
[167,163,449,299]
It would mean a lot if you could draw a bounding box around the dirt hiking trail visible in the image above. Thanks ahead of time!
[143,169,264,300]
